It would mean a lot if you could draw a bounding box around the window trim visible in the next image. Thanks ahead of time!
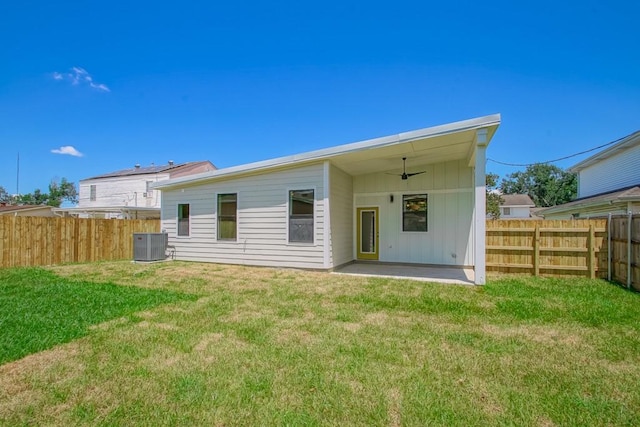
[177,203,191,238]
[286,187,316,245]
[401,193,428,233]
[216,192,238,241]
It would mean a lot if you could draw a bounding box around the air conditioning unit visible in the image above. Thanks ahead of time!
[133,233,168,262]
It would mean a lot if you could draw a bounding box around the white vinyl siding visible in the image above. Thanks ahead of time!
[354,159,473,266]
[79,173,169,209]
[578,143,640,198]
[161,163,326,269]
[329,164,353,267]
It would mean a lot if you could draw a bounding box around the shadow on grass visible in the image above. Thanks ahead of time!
[0,267,197,365]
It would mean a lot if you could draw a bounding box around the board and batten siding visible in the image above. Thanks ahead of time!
[329,164,354,267]
[79,174,167,209]
[354,159,474,266]
[161,163,327,269]
[578,143,640,198]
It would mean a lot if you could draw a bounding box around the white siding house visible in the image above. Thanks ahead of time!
[58,161,215,219]
[541,130,640,219]
[156,115,501,284]
[499,194,535,219]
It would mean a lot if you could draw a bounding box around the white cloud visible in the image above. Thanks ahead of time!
[51,146,84,157]
[51,67,110,92]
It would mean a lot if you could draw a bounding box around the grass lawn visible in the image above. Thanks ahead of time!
[1,262,639,426]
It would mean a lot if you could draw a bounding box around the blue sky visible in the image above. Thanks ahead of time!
[1,1,638,197]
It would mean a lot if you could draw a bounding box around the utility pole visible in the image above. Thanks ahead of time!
[16,152,20,195]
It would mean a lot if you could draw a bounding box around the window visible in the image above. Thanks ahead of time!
[178,204,190,236]
[217,193,237,240]
[403,194,428,232]
[289,189,314,243]
[145,181,153,197]
[90,185,96,201]
[502,207,511,216]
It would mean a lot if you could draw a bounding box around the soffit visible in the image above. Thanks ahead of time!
[328,129,478,176]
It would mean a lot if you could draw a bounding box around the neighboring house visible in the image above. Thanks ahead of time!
[57,161,216,219]
[155,114,501,285]
[0,204,56,217]
[499,194,535,218]
[541,130,640,219]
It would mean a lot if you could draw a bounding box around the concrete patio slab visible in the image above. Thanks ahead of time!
[332,263,475,285]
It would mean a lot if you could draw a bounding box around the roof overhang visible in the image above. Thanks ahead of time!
[539,188,640,216]
[0,205,54,214]
[154,114,500,190]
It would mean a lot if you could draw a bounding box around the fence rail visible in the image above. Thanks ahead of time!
[486,219,608,279]
[0,216,160,268]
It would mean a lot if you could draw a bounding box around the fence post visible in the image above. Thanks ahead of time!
[628,211,633,289]
[533,224,540,276]
[588,223,596,279]
[608,213,612,282]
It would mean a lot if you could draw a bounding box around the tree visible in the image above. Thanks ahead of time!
[486,173,503,219]
[0,186,10,204]
[500,164,577,207]
[14,178,78,207]
[47,178,78,207]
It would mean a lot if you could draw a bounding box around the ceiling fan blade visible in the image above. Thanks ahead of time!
[406,171,427,177]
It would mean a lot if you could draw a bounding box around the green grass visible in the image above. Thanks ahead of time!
[1,262,640,426]
[0,267,197,364]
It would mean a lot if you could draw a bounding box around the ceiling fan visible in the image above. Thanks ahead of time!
[387,157,426,180]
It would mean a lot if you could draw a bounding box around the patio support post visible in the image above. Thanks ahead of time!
[474,129,488,285]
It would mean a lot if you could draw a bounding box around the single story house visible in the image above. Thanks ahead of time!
[155,114,501,284]
[499,194,535,218]
[0,204,56,217]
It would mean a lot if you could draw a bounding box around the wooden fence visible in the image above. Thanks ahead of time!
[486,219,608,279]
[0,216,160,268]
[609,214,640,291]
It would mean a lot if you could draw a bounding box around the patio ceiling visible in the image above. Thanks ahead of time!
[328,127,484,176]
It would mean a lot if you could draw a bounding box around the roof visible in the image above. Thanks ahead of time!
[155,114,501,190]
[82,161,215,181]
[539,184,640,216]
[500,194,534,207]
[0,205,54,214]
[570,130,640,173]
